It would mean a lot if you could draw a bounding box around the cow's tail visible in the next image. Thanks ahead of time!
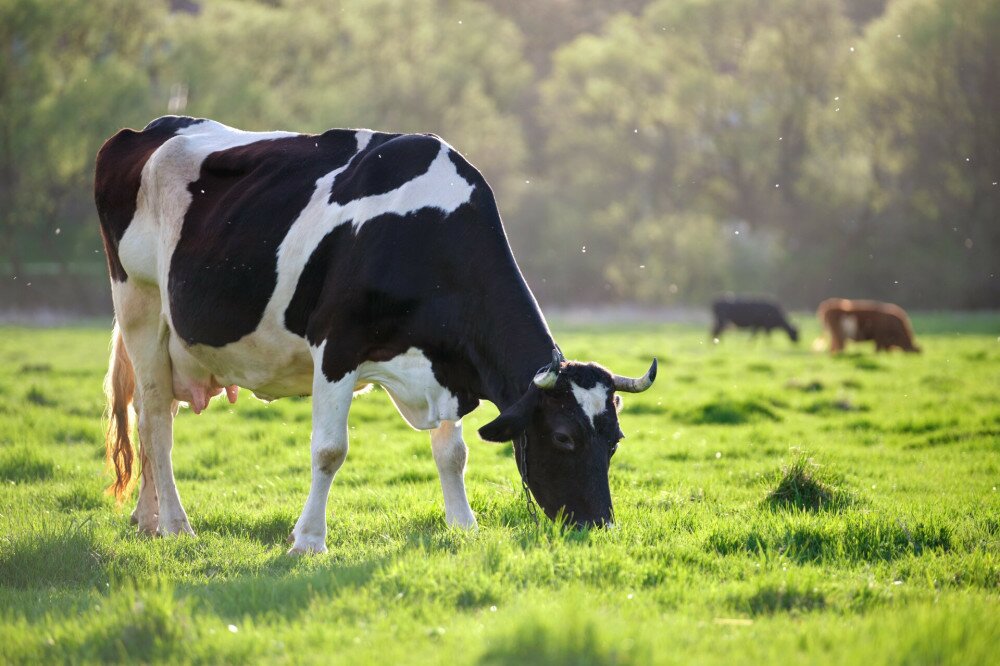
[104,322,137,502]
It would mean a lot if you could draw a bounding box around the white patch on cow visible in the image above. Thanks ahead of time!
[571,381,609,427]
[271,144,475,313]
[430,420,477,528]
[360,348,462,430]
[841,315,858,340]
[288,340,356,554]
[354,129,374,152]
[348,146,474,230]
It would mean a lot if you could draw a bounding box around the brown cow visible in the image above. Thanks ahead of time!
[817,298,921,353]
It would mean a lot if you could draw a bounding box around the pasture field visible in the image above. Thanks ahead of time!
[1,314,998,664]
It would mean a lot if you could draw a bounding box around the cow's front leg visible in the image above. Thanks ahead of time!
[288,361,357,555]
[430,420,477,529]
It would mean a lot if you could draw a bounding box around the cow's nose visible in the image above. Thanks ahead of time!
[576,515,614,529]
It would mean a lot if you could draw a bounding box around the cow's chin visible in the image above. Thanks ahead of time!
[529,482,614,529]
[540,503,614,529]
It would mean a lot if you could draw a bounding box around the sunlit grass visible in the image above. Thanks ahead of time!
[0,313,998,663]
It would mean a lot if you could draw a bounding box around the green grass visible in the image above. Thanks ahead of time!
[0,312,998,664]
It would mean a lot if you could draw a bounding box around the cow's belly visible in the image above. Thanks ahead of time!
[168,323,462,430]
[168,322,314,404]
[357,348,464,430]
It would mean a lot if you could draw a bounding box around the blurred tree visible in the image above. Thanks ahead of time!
[162,0,532,208]
[819,0,1000,306]
[0,0,994,310]
[537,0,850,303]
[0,0,164,275]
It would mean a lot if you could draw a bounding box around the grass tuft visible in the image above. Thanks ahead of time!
[765,452,847,511]
[785,378,824,392]
[25,386,58,407]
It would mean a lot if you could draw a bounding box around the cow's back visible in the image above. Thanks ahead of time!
[714,299,785,327]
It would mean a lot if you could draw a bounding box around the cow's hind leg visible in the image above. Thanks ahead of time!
[430,420,477,529]
[113,281,193,536]
[288,347,357,555]
[129,446,158,534]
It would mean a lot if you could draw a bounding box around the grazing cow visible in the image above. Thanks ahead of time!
[817,298,920,353]
[95,116,657,552]
[710,298,799,343]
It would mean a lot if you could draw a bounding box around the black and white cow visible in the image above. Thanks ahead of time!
[95,116,656,553]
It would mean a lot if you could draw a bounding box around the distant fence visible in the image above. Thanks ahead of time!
[1,266,112,319]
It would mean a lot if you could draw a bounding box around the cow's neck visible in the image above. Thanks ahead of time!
[469,287,556,411]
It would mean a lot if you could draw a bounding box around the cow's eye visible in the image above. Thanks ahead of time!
[552,431,575,451]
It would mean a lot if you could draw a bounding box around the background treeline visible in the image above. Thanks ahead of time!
[1,0,997,312]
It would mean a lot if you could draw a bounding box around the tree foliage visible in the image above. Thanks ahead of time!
[1,0,995,308]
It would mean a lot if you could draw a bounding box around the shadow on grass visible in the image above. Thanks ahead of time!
[679,397,781,425]
[478,601,649,666]
[0,446,55,482]
[905,427,1000,450]
[801,398,868,415]
[834,353,884,371]
[192,509,298,545]
[733,581,827,616]
[706,515,952,564]
[184,557,385,621]
[0,521,106,589]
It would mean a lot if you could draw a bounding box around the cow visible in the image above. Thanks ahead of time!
[817,298,920,353]
[94,116,657,553]
[710,298,799,343]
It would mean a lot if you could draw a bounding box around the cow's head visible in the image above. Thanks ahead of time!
[478,350,656,528]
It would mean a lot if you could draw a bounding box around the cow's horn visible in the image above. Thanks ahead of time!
[532,349,564,390]
[611,358,657,393]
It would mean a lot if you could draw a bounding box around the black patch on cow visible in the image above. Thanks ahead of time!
[328,133,440,205]
[447,148,484,188]
[286,184,554,417]
[94,115,204,281]
[168,130,363,346]
[284,225,349,338]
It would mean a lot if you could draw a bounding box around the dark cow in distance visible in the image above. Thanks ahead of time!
[818,298,920,353]
[711,298,799,343]
[95,116,657,552]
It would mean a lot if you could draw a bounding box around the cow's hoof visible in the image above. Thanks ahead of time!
[136,517,159,536]
[287,534,327,555]
[445,514,478,530]
[157,520,196,537]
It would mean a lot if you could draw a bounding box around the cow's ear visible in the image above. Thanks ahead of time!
[478,389,539,443]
